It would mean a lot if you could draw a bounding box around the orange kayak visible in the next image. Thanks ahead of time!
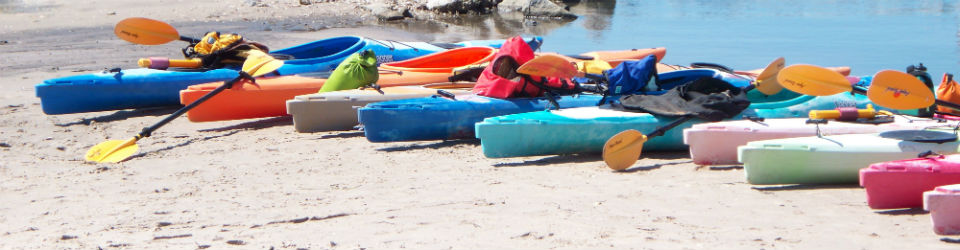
[180,47,668,122]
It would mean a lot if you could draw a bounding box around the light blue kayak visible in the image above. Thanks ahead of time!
[357,68,769,142]
[36,36,541,115]
[475,79,885,158]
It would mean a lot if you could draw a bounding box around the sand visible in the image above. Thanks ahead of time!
[0,0,957,249]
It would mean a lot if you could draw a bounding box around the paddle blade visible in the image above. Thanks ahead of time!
[777,64,851,96]
[85,138,139,163]
[602,129,647,171]
[516,54,578,78]
[868,70,936,110]
[241,50,284,76]
[114,17,180,45]
[753,57,785,95]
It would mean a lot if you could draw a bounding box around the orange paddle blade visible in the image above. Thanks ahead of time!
[602,129,647,171]
[114,17,180,45]
[868,70,936,110]
[753,57,785,95]
[516,54,579,78]
[777,64,851,96]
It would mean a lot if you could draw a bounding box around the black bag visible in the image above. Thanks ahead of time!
[617,77,751,121]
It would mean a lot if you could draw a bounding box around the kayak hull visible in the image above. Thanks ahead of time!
[738,133,960,185]
[287,84,473,132]
[180,47,497,122]
[684,116,947,165]
[860,155,960,209]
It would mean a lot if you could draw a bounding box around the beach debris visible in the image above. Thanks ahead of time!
[157,222,173,227]
[153,234,192,240]
[60,234,77,240]
[226,240,246,245]
[0,142,11,148]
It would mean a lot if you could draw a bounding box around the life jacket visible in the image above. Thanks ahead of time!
[617,77,751,122]
[318,49,379,93]
[936,73,960,115]
[183,31,270,69]
[471,36,571,99]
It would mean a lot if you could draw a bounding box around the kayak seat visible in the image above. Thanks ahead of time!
[879,130,958,143]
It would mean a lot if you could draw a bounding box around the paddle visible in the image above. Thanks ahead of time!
[777,64,956,111]
[84,50,282,163]
[602,116,695,170]
[114,17,200,45]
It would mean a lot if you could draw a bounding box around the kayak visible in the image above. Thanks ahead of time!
[684,115,947,165]
[359,94,606,142]
[475,90,878,158]
[287,83,474,132]
[36,36,538,115]
[738,130,960,185]
[925,184,960,235]
[180,46,497,122]
[860,154,960,209]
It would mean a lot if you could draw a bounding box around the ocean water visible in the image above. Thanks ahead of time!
[528,0,960,81]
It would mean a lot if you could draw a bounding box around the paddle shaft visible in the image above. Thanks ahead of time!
[136,72,252,139]
[647,115,696,139]
[180,35,200,44]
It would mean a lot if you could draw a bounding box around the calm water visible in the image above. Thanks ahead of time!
[529,0,960,81]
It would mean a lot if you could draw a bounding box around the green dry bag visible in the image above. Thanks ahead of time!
[318,49,379,93]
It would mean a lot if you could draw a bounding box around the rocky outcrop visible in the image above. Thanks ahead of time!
[426,0,499,14]
[498,0,577,19]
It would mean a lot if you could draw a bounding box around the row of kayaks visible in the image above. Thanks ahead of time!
[38,34,960,235]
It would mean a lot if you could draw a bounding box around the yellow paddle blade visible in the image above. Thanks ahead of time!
[753,57,785,95]
[576,59,613,75]
[602,129,648,171]
[516,54,579,78]
[85,138,139,163]
[868,70,936,110]
[114,17,180,45]
[777,64,851,96]
[241,50,284,76]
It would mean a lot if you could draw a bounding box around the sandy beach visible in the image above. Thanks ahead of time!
[0,0,957,249]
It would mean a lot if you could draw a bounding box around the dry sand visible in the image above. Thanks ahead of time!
[0,0,957,249]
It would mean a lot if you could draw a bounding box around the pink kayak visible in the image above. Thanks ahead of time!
[861,154,960,210]
[925,184,960,235]
[683,116,949,165]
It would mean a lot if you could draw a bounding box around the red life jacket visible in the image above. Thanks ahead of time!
[472,36,567,98]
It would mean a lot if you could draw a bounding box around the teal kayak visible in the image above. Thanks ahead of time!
[36,36,541,115]
[475,89,880,158]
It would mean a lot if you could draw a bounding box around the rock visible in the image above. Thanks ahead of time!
[498,0,578,19]
[367,3,409,21]
[299,0,311,5]
[427,0,498,14]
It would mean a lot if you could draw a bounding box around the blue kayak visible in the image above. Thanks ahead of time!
[474,78,894,158]
[357,68,764,142]
[36,36,542,115]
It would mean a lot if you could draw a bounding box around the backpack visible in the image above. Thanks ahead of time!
[472,36,572,99]
[937,73,960,115]
[183,31,270,69]
[617,77,751,122]
[318,49,380,93]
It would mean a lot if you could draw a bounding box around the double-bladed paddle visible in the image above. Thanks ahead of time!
[84,50,283,163]
[776,64,950,111]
